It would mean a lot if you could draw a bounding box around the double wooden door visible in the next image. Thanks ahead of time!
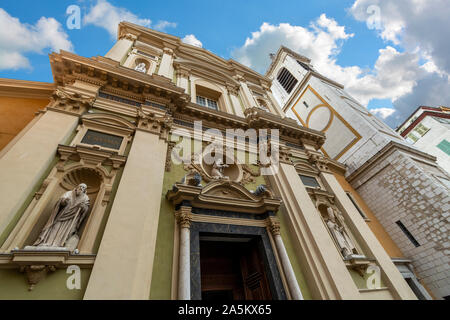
[200,238,272,300]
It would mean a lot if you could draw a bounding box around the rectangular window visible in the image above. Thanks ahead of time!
[299,175,320,188]
[81,130,123,150]
[396,220,420,247]
[437,139,450,156]
[413,123,430,136]
[196,95,218,110]
[346,192,368,219]
[406,132,419,144]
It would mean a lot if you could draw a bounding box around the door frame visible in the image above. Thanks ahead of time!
[190,221,287,300]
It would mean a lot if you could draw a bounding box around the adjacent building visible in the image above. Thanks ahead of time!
[397,106,450,175]
[266,46,449,299]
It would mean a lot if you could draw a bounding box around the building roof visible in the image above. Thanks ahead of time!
[396,106,450,136]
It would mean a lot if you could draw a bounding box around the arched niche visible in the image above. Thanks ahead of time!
[0,145,126,254]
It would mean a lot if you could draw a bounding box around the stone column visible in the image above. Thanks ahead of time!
[176,206,192,300]
[263,84,284,117]
[236,75,258,110]
[227,85,245,117]
[158,48,175,79]
[175,65,190,93]
[84,128,169,299]
[267,217,303,300]
[105,33,136,63]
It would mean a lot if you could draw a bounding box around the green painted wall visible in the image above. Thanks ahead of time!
[149,163,186,300]
[0,268,91,300]
[277,205,313,300]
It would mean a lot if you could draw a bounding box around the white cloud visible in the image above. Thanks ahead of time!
[182,34,203,48]
[349,0,450,126]
[350,0,450,76]
[154,21,177,32]
[84,0,176,38]
[0,8,73,71]
[232,10,449,128]
[370,107,396,119]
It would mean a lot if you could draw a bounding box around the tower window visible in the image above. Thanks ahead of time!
[396,220,420,247]
[277,67,298,94]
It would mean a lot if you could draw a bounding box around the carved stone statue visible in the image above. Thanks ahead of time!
[32,184,90,250]
[211,159,229,179]
[135,62,147,73]
[326,207,357,258]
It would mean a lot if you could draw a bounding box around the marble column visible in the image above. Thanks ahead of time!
[177,206,192,300]
[267,217,304,300]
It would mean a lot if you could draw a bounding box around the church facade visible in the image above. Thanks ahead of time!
[0,22,427,300]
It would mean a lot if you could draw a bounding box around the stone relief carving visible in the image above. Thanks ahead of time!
[211,159,229,179]
[28,183,90,252]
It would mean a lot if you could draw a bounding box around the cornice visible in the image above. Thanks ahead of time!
[49,51,186,106]
[0,78,54,99]
[346,141,439,183]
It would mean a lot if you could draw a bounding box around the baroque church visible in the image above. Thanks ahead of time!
[0,22,447,300]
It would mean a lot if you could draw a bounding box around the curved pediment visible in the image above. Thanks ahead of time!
[166,180,281,214]
[82,113,136,130]
[175,58,239,86]
[200,181,260,202]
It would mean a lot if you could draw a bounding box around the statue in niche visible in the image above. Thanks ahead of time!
[135,62,147,73]
[32,183,90,250]
[211,159,229,179]
[325,206,358,258]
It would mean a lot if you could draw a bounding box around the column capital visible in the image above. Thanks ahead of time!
[176,206,193,228]
[306,150,331,173]
[266,216,281,236]
[47,88,95,116]
[119,32,138,42]
[163,47,174,55]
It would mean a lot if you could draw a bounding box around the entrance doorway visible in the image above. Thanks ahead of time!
[200,236,273,300]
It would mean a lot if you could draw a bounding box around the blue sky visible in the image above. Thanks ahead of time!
[1,0,449,128]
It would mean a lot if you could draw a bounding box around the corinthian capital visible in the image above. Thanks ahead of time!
[176,206,193,228]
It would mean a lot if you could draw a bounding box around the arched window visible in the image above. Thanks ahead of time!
[277,67,298,94]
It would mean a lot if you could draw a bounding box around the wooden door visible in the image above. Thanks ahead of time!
[240,239,272,300]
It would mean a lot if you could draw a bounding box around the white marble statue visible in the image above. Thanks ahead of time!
[326,207,357,258]
[32,184,90,249]
[211,159,229,179]
[135,62,147,73]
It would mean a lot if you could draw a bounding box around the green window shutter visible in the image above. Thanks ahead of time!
[437,139,450,156]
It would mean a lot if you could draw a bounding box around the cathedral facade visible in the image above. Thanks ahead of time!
[0,22,430,300]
